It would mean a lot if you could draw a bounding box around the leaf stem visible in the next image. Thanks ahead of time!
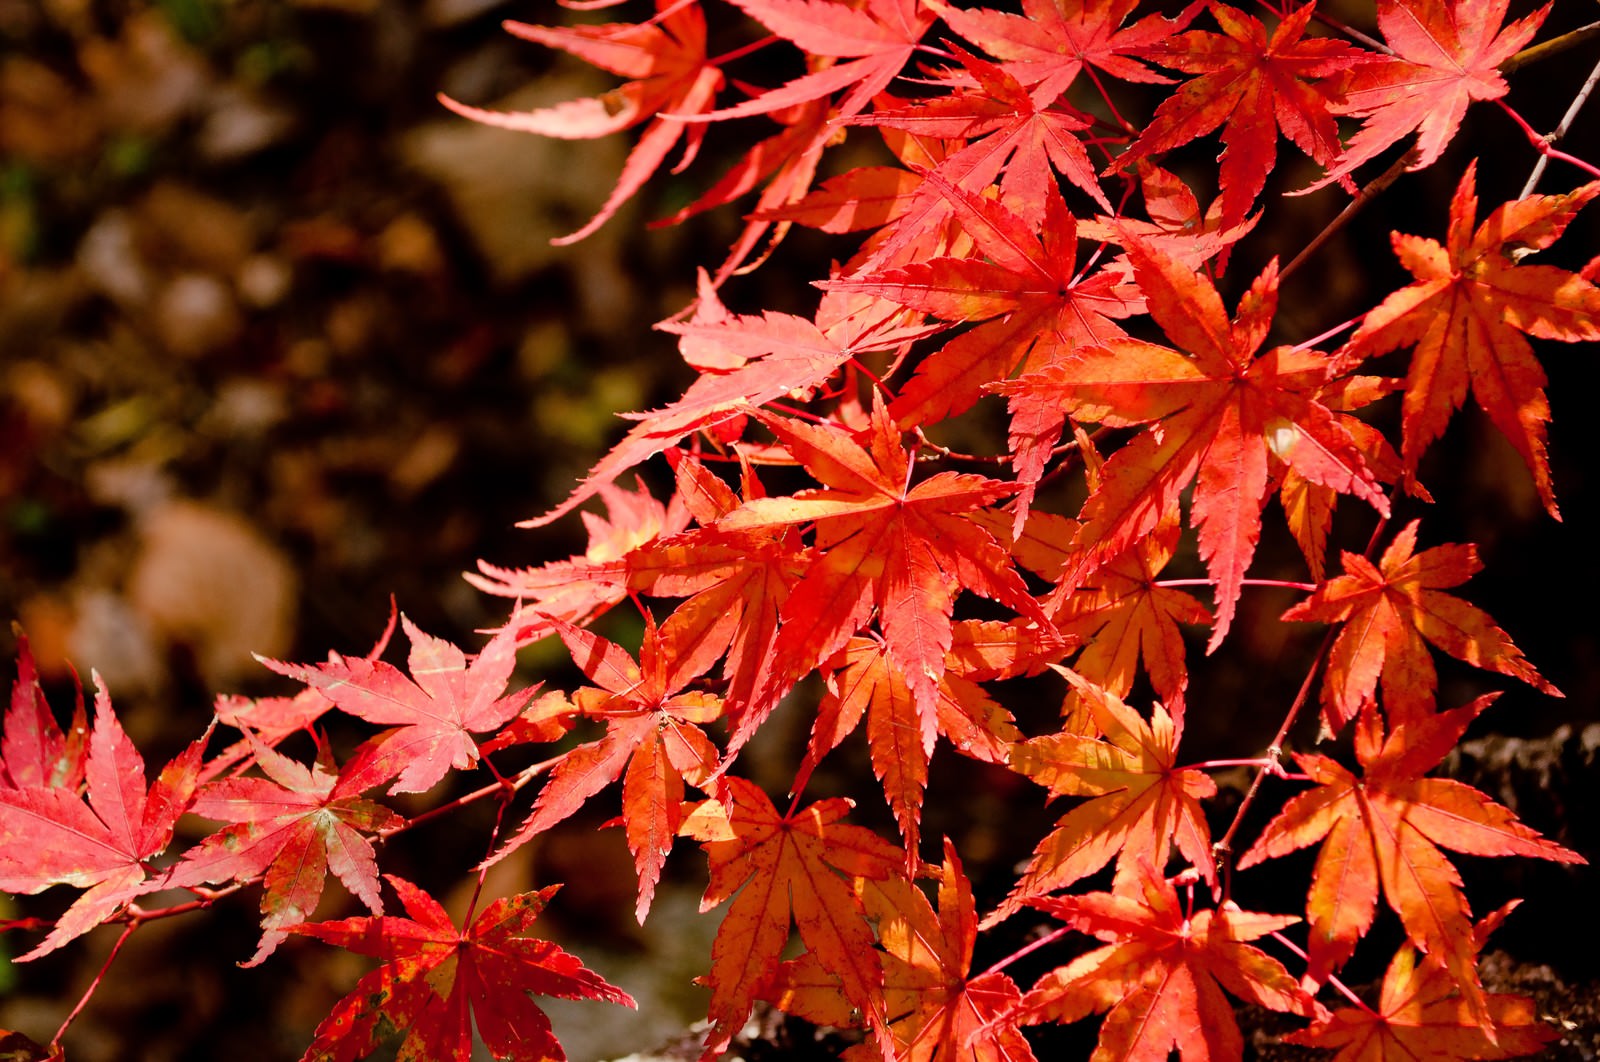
[1281,148,1414,282]
[1268,929,1376,1014]
[979,924,1073,980]
[1517,51,1600,195]
[51,921,137,1050]
[1496,99,1600,183]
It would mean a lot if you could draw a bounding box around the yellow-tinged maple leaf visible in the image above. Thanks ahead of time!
[1342,162,1600,517]
[1283,901,1558,1060]
[1238,699,1584,1025]
[682,777,904,1062]
[984,669,1215,927]
[1283,519,1559,732]
[1013,863,1314,1062]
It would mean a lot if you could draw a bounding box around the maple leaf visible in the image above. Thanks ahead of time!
[1050,511,1211,713]
[695,0,934,128]
[769,838,1037,1062]
[623,451,810,723]
[1238,699,1585,1024]
[852,49,1111,218]
[1341,162,1600,517]
[681,777,904,1061]
[170,733,405,966]
[486,615,722,923]
[1118,3,1367,224]
[1013,864,1314,1061]
[1313,0,1548,189]
[0,678,206,960]
[439,1,723,245]
[1283,518,1560,732]
[258,617,534,794]
[985,668,1215,927]
[2,629,86,792]
[471,475,687,636]
[1077,159,1259,272]
[995,236,1389,648]
[522,286,927,530]
[1283,901,1558,1060]
[718,395,1050,740]
[292,875,634,1062]
[833,177,1140,505]
[798,632,1030,864]
[927,0,1183,106]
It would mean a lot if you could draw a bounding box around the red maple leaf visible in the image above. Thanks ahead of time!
[1341,162,1600,517]
[1283,901,1557,1060]
[623,451,810,727]
[996,236,1389,648]
[487,614,722,923]
[1238,699,1585,1023]
[682,776,904,1061]
[697,0,934,126]
[439,0,723,245]
[1119,3,1369,223]
[0,679,206,959]
[258,617,534,794]
[852,49,1111,217]
[1013,864,1314,1061]
[985,668,1215,927]
[470,475,686,633]
[2,630,86,792]
[292,875,635,1062]
[170,733,405,965]
[1313,0,1547,188]
[927,0,1184,106]
[1283,518,1560,732]
[835,176,1141,518]
[719,394,1050,736]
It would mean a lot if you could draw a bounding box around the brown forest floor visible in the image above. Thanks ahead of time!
[2,1,1600,1060]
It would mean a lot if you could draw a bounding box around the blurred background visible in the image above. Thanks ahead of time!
[1,0,1598,1058]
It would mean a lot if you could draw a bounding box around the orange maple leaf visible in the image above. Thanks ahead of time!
[1283,518,1560,731]
[1012,864,1314,1061]
[769,838,1037,1062]
[487,616,722,923]
[1342,162,1600,516]
[1283,901,1557,1061]
[1238,699,1585,1025]
[797,626,1045,864]
[984,669,1215,927]
[682,777,904,1061]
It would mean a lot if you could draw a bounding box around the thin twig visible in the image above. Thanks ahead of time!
[1502,20,1600,74]
[1281,149,1414,282]
[51,922,137,1050]
[1519,51,1600,196]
